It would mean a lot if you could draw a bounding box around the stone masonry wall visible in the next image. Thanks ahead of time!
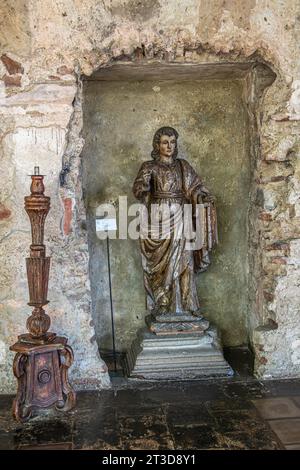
[0,0,300,391]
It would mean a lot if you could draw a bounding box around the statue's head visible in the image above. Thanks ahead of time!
[151,126,179,160]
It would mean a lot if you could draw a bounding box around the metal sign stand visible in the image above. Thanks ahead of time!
[96,216,118,374]
[106,236,117,373]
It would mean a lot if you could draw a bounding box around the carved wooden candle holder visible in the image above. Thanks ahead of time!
[10,167,76,422]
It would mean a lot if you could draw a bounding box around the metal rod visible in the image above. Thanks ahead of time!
[106,236,117,373]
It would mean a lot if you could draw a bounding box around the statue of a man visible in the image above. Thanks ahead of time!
[133,127,217,321]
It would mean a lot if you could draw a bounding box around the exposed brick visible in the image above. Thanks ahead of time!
[263,291,274,301]
[63,198,73,235]
[256,175,288,184]
[263,264,287,277]
[133,46,144,60]
[271,257,287,265]
[259,212,273,221]
[270,175,288,182]
[271,114,290,122]
[289,205,296,218]
[255,319,278,332]
[0,203,11,220]
[56,65,74,75]
[113,51,132,61]
[259,356,268,365]
[1,54,24,74]
[264,155,290,162]
[266,242,290,251]
[3,74,21,87]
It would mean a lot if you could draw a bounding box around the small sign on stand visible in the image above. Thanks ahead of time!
[95,215,118,374]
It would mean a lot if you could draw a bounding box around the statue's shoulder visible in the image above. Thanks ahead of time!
[138,160,155,170]
[177,158,191,169]
[177,158,199,177]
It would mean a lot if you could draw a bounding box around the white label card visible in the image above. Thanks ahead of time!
[96,218,117,231]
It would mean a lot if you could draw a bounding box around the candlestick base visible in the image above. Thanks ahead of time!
[10,336,76,423]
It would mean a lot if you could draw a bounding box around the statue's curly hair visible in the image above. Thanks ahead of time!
[151,126,179,160]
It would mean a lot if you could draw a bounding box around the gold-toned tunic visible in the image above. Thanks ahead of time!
[133,157,217,316]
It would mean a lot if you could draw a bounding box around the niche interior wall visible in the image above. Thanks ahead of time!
[81,62,274,358]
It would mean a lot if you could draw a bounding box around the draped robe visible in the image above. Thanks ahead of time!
[133,157,217,316]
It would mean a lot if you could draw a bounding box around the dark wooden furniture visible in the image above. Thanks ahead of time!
[10,167,76,422]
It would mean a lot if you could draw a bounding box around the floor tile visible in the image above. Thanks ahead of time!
[253,397,300,419]
[19,442,73,450]
[268,418,300,445]
[14,417,73,448]
[170,424,221,450]
[166,403,213,426]
[116,404,165,417]
[73,407,119,448]
[285,443,300,450]
[222,381,266,400]
[76,390,114,410]
[218,430,281,450]
[0,432,15,450]
[206,398,254,412]
[122,434,175,450]
[118,413,169,441]
[77,434,123,450]
[291,396,300,409]
[211,409,268,434]
[263,380,300,397]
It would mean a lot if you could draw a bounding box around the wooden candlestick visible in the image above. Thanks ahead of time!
[10,168,76,422]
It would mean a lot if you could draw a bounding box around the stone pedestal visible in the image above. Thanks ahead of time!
[146,312,210,335]
[125,322,233,380]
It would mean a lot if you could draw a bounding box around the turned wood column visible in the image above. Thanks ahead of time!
[10,167,76,422]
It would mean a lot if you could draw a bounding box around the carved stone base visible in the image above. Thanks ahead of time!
[10,336,76,422]
[125,326,233,380]
[146,313,210,335]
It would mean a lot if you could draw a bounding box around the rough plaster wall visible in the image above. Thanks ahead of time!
[0,0,299,391]
[83,79,249,351]
[0,84,110,391]
[0,1,31,56]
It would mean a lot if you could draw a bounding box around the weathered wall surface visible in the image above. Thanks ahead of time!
[83,79,250,350]
[0,0,299,391]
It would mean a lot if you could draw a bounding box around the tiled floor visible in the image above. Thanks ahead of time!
[0,349,299,450]
[253,397,300,449]
[1,377,300,450]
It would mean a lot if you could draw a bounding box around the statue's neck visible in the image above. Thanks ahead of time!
[158,156,176,165]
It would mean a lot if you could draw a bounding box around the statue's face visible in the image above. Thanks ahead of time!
[158,134,176,159]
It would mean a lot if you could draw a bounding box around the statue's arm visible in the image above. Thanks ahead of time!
[181,159,214,202]
[199,187,215,203]
[133,162,152,202]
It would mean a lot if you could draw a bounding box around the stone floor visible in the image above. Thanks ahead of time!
[0,348,300,450]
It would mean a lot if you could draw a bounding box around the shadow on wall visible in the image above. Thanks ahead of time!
[81,61,276,359]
